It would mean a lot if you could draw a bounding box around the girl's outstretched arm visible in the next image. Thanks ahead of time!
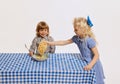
[46,39,73,46]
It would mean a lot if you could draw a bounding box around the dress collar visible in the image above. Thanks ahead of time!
[77,36,85,42]
[39,36,48,40]
[77,36,89,42]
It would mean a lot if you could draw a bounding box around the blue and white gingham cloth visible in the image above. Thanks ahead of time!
[0,53,96,84]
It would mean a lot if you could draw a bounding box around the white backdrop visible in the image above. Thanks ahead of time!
[0,0,120,83]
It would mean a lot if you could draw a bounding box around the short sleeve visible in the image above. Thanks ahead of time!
[71,35,78,44]
[87,38,96,48]
[48,36,54,41]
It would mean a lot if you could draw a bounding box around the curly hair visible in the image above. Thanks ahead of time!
[73,17,96,41]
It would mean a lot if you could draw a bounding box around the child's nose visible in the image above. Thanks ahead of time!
[43,31,46,33]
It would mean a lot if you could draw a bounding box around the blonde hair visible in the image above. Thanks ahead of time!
[73,17,96,41]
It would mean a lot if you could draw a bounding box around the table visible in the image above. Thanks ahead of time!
[0,53,96,84]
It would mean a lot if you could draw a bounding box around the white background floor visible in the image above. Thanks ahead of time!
[0,0,120,83]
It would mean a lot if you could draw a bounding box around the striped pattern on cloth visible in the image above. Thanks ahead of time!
[0,53,96,84]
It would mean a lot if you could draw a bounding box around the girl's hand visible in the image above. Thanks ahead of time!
[83,64,93,70]
[46,41,50,44]
[29,51,33,56]
[45,41,54,45]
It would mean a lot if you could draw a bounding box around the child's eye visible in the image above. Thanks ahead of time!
[40,29,44,31]
[45,29,47,31]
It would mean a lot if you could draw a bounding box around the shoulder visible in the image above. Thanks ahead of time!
[86,37,96,48]
[72,35,78,41]
[47,36,54,41]
[86,37,95,42]
[33,36,40,40]
[72,35,78,38]
[32,36,41,41]
[71,35,78,43]
[32,36,37,40]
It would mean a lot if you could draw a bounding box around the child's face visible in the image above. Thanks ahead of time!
[74,23,85,37]
[39,29,48,38]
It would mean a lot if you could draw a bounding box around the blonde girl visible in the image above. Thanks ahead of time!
[47,16,105,84]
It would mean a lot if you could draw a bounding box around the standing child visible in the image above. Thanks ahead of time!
[46,16,105,84]
[29,21,55,56]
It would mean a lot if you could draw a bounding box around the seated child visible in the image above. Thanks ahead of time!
[29,21,55,56]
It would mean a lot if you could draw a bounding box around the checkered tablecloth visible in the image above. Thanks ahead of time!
[0,53,96,84]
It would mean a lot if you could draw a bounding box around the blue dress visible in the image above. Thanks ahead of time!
[72,35,105,84]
